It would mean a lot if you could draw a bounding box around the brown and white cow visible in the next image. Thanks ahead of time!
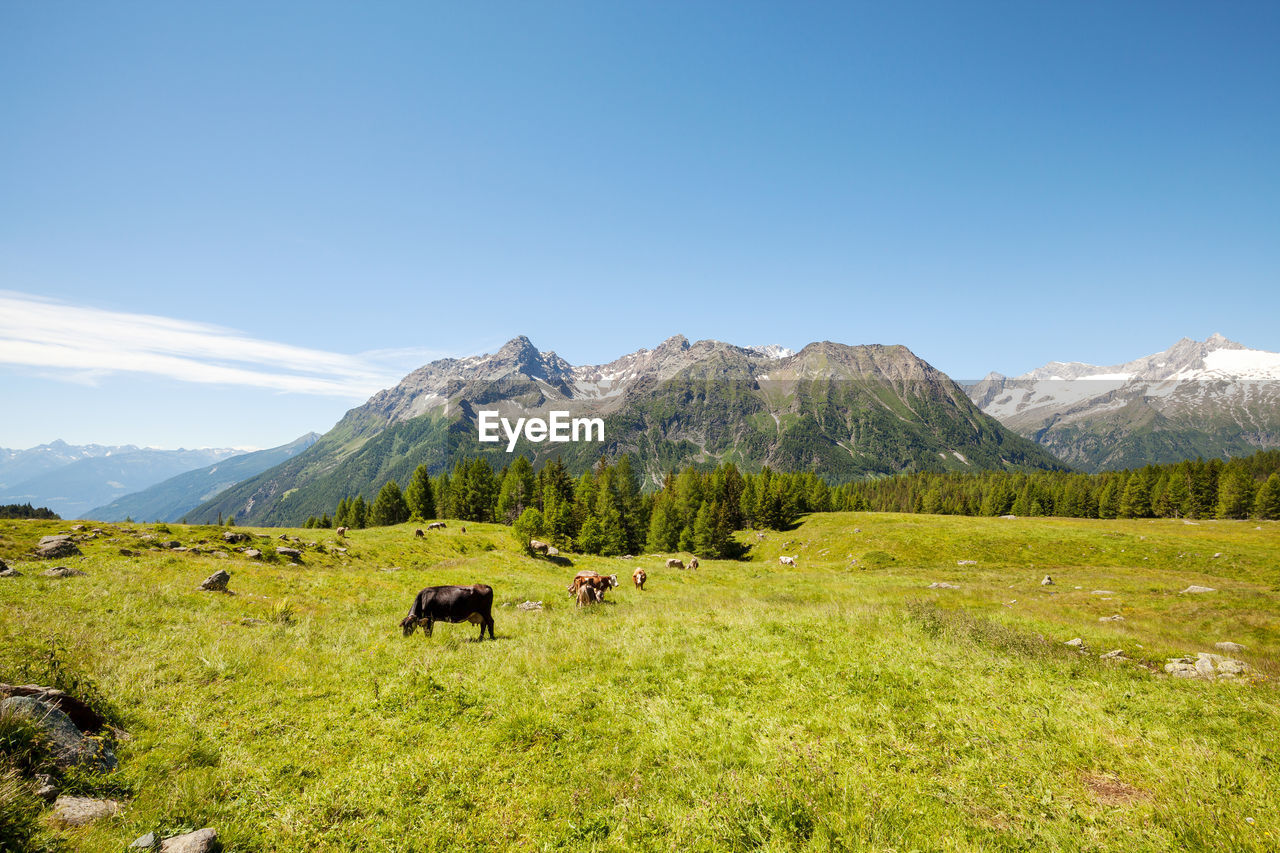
[576,583,603,607]
[336,526,349,537]
[688,557,699,569]
[633,567,647,590]
[426,521,447,530]
[779,555,797,567]
[529,539,551,554]
[567,570,618,601]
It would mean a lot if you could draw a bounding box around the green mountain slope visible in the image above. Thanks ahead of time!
[190,336,1067,526]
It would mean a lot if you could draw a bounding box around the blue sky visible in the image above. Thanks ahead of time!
[2,2,1277,449]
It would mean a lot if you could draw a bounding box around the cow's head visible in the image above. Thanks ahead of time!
[606,574,619,588]
[400,615,420,636]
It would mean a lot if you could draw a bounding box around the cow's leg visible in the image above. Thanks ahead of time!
[423,619,434,638]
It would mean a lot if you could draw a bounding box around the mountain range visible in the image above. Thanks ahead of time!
[85,433,321,522]
[968,334,1280,472]
[0,443,245,519]
[188,335,1063,526]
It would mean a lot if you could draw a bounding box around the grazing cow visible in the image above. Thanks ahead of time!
[779,555,797,567]
[414,529,424,538]
[633,567,647,590]
[400,584,495,640]
[529,539,550,554]
[688,557,699,569]
[426,522,447,530]
[460,526,466,533]
[666,558,684,569]
[576,583,604,607]
[336,526,349,537]
[567,571,618,601]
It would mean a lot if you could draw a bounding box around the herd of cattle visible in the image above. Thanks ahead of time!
[397,533,797,641]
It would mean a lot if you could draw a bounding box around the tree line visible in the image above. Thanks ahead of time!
[301,450,1280,553]
[0,503,60,520]
[832,450,1280,520]
[303,456,839,558]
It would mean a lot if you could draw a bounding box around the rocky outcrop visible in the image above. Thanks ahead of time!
[200,570,231,592]
[35,535,81,559]
[160,828,219,853]
[52,795,121,826]
[0,695,116,771]
[1165,652,1251,680]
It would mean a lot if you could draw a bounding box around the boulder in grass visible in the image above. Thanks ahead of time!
[160,828,219,853]
[36,535,81,559]
[0,696,117,771]
[244,548,262,559]
[41,566,86,578]
[52,795,121,827]
[1182,585,1216,594]
[200,570,232,592]
[276,547,302,561]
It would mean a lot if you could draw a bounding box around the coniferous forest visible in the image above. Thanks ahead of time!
[301,449,1280,557]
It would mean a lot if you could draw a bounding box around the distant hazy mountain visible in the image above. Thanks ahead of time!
[86,433,321,522]
[0,445,244,519]
[0,440,132,490]
[191,334,1064,526]
[969,334,1280,471]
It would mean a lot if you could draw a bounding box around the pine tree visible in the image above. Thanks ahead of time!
[370,480,410,527]
[351,495,368,529]
[495,456,535,524]
[1255,473,1280,520]
[1216,465,1254,519]
[405,464,436,521]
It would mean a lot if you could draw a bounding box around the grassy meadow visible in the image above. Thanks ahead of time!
[1,513,1278,851]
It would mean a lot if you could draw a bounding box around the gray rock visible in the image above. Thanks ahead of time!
[1099,614,1124,622]
[927,582,960,589]
[160,827,219,853]
[1064,638,1085,648]
[41,566,86,578]
[52,795,120,826]
[1090,590,1114,595]
[0,696,117,771]
[276,547,302,560]
[35,535,81,559]
[35,773,58,802]
[243,548,262,559]
[222,531,249,543]
[1215,641,1246,653]
[956,560,977,566]
[1040,575,1054,586]
[130,832,160,850]
[0,566,20,578]
[1100,649,1127,660]
[1164,653,1251,680]
[517,600,544,611]
[200,570,231,592]
[1182,585,1216,594]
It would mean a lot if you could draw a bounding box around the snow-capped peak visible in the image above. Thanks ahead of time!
[746,344,795,360]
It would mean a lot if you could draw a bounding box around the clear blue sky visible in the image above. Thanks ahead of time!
[2,2,1277,449]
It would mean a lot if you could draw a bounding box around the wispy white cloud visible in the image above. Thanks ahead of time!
[0,291,447,397]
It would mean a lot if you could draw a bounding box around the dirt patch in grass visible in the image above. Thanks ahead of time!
[1082,772,1151,806]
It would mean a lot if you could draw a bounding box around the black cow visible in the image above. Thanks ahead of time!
[400,584,495,640]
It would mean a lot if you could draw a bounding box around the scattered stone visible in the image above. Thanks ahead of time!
[1213,553,1222,558]
[1,696,117,770]
[1215,641,1246,653]
[277,547,302,560]
[35,535,81,559]
[223,531,249,543]
[1074,586,1082,589]
[163,540,182,549]
[1100,649,1127,660]
[278,534,290,541]
[71,524,86,531]
[34,773,58,802]
[1183,519,1199,525]
[200,570,231,592]
[1099,615,1124,622]
[119,548,135,556]
[41,566,86,578]
[999,514,1017,519]
[1064,638,1085,648]
[956,560,977,566]
[0,566,20,578]
[1090,590,1114,595]
[927,582,960,590]
[52,795,121,826]
[160,828,219,853]
[1164,652,1253,680]
[240,618,267,626]
[1041,575,1054,586]
[0,684,107,732]
[334,547,348,554]
[244,548,262,559]
[129,832,160,850]
[517,600,544,611]
[547,546,560,557]
[1182,585,1216,594]
[853,528,862,533]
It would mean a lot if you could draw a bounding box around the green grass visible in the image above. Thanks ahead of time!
[0,514,1277,851]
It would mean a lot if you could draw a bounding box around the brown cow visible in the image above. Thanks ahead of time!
[336,526,349,537]
[688,557,699,569]
[529,539,550,554]
[414,529,424,538]
[576,583,603,607]
[633,567,647,590]
[567,570,618,601]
